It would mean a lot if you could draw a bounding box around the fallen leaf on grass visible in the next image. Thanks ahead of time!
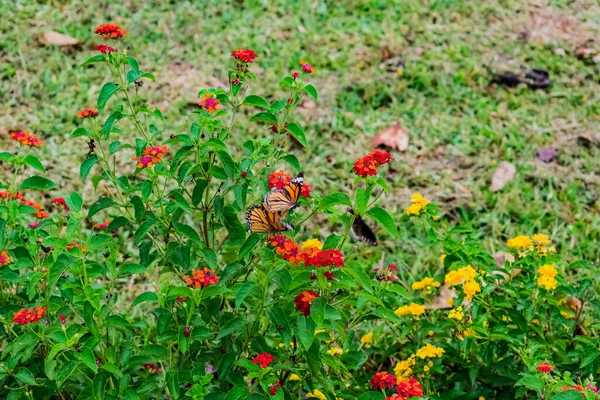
[37,31,79,47]
[490,161,516,191]
[371,122,408,151]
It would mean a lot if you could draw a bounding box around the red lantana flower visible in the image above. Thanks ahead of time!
[386,396,407,400]
[59,314,66,325]
[183,268,220,289]
[370,371,397,390]
[133,145,169,169]
[94,219,111,230]
[300,183,311,198]
[51,197,70,211]
[251,353,274,368]
[536,362,554,374]
[269,381,281,395]
[396,377,424,398]
[267,170,291,190]
[300,60,315,74]
[0,191,23,200]
[559,385,585,393]
[10,131,42,147]
[269,234,303,265]
[77,106,99,118]
[94,24,128,39]
[12,306,47,325]
[294,290,319,316]
[0,251,10,267]
[96,44,115,54]
[198,94,221,113]
[353,150,394,178]
[66,242,86,252]
[231,49,258,64]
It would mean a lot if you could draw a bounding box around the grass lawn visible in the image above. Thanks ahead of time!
[2,0,600,282]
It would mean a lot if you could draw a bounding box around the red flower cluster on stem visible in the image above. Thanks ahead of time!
[231,49,257,64]
[536,362,554,374]
[133,145,169,169]
[370,372,423,399]
[142,363,160,373]
[94,24,128,39]
[371,372,397,390]
[51,197,70,211]
[96,44,115,54]
[269,235,344,268]
[183,268,220,289]
[251,353,274,368]
[353,150,394,178]
[77,106,99,118]
[10,131,43,147]
[12,306,47,325]
[294,290,319,316]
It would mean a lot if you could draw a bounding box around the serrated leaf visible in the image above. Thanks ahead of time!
[80,154,99,180]
[89,197,116,218]
[366,206,398,239]
[318,192,352,210]
[24,154,45,173]
[21,176,56,190]
[235,281,257,310]
[97,82,120,111]
[296,315,315,351]
[249,112,278,125]
[131,292,159,308]
[80,54,106,68]
[304,84,318,101]
[243,95,271,109]
[238,234,262,260]
[286,123,307,147]
[216,317,245,339]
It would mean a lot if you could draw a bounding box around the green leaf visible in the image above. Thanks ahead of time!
[366,206,398,239]
[89,197,116,218]
[0,152,15,162]
[357,392,385,400]
[76,348,98,373]
[282,154,301,171]
[286,123,307,147]
[88,234,114,251]
[355,187,371,216]
[80,54,106,68]
[71,127,92,138]
[80,154,99,180]
[65,191,83,213]
[226,385,249,400]
[310,297,326,326]
[191,179,209,206]
[238,234,262,260]
[217,317,246,339]
[127,56,140,74]
[223,206,246,240]
[202,247,218,269]
[296,315,315,351]
[134,219,157,244]
[170,191,192,213]
[515,375,544,394]
[304,84,318,101]
[551,391,588,400]
[105,314,133,330]
[132,292,158,308]
[21,176,56,190]
[235,281,257,310]
[24,154,45,173]
[102,362,122,378]
[97,82,120,111]
[267,307,292,344]
[49,253,74,288]
[242,95,271,109]
[249,112,278,125]
[318,192,352,210]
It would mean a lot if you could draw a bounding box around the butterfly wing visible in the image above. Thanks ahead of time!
[246,205,272,233]
[247,204,293,233]
[350,215,378,246]
[264,172,304,212]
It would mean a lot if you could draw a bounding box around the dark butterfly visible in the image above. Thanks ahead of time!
[263,172,304,212]
[246,203,293,233]
[348,210,377,246]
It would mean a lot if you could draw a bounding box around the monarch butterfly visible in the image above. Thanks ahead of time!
[246,204,293,233]
[348,210,378,246]
[264,172,304,212]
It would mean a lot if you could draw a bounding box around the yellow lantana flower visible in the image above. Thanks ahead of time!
[416,343,444,359]
[395,302,425,317]
[307,390,327,400]
[361,332,373,348]
[406,193,431,216]
[448,306,464,321]
[302,238,323,250]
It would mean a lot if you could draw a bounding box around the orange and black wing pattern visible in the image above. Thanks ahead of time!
[264,172,304,212]
[246,204,293,233]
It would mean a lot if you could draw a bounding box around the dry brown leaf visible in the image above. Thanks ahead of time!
[426,285,457,310]
[490,161,516,191]
[38,31,79,47]
[566,297,582,315]
[371,122,408,151]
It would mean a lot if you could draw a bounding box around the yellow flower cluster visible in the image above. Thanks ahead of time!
[412,277,441,295]
[361,332,373,348]
[416,343,445,359]
[307,390,327,400]
[395,302,425,317]
[507,234,555,257]
[448,306,464,321]
[444,266,481,301]
[302,238,323,250]
[406,193,431,216]
[328,347,344,356]
[537,264,558,290]
[394,355,416,380]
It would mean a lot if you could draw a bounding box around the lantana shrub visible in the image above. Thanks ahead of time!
[0,24,599,400]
